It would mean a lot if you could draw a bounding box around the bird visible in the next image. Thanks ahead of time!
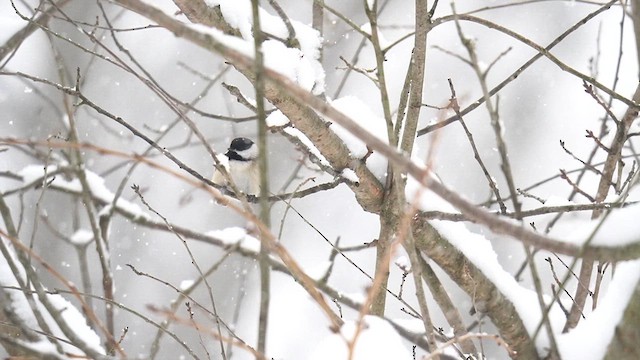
[211,137,260,195]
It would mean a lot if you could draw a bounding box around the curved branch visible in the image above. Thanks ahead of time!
[1,0,71,64]
[412,219,537,358]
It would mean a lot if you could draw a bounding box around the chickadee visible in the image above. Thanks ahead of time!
[212,137,260,195]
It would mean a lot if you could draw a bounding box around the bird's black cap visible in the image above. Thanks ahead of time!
[229,137,254,152]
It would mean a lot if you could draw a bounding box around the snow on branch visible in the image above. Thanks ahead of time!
[17,164,151,221]
[199,0,325,94]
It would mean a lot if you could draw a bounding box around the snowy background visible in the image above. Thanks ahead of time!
[1,0,639,359]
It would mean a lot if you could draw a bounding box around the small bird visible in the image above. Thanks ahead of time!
[212,137,260,195]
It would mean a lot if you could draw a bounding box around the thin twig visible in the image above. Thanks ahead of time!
[452,4,521,218]
[418,256,476,354]
[560,140,608,178]
[592,262,610,310]
[585,130,611,153]
[560,169,596,202]
[418,0,626,136]
[266,0,298,47]
[448,79,507,213]
[132,184,228,359]
[563,257,594,332]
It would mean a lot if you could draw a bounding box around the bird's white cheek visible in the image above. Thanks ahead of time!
[238,145,258,160]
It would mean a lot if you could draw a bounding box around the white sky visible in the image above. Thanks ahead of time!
[1,0,639,359]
